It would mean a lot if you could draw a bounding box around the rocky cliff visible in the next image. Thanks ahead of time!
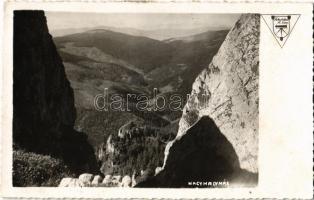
[97,121,169,181]
[13,11,98,185]
[137,14,259,187]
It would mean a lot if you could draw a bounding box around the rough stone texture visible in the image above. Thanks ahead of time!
[78,173,94,186]
[137,116,257,187]
[155,167,162,175]
[137,14,259,187]
[59,178,81,187]
[101,175,123,187]
[92,175,103,185]
[112,175,122,183]
[131,173,137,187]
[13,10,98,176]
[121,175,132,187]
[59,173,137,187]
[168,13,259,173]
[59,174,102,187]
[102,175,112,184]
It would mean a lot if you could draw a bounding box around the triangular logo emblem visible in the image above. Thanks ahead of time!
[262,14,300,48]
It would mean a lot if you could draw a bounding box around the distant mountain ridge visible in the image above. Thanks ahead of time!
[50,25,230,40]
[52,24,231,185]
[53,26,229,151]
[54,29,173,73]
[163,29,229,43]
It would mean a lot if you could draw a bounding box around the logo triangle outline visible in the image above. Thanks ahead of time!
[262,14,300,48]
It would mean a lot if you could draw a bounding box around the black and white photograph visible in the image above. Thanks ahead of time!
[12,10,260,188]
[0,1,312,199]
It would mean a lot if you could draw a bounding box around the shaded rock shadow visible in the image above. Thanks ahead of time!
[12,10,99,186]
[136,116,258,188]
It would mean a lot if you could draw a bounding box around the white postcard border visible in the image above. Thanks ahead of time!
[1,2,313,199]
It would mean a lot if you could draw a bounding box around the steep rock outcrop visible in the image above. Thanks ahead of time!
[177,13,259,173]
[13,10,98,184]
[137,14,259,187]
[98,121,167,179]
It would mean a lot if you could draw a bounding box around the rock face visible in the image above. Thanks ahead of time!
[59,173,134,187]
[102,175,112,185]
[59,174,102,187]
[137,14,259,187]
[92,175,103,185]
[13,10,98,178]
[176,14,259,173]
[121,175,132,187]
[98,121,168,181]
[59,178,82,187]
[78,173,94,186]
[118,121,136,138]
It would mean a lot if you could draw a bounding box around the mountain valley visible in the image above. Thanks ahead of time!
[13,11,259,188]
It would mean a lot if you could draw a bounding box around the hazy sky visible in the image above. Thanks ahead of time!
[46,12,240,31]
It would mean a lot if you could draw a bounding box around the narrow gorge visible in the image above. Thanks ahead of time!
[12,11,258,188]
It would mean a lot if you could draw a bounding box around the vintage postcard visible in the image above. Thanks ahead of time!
[0,1,313,199]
